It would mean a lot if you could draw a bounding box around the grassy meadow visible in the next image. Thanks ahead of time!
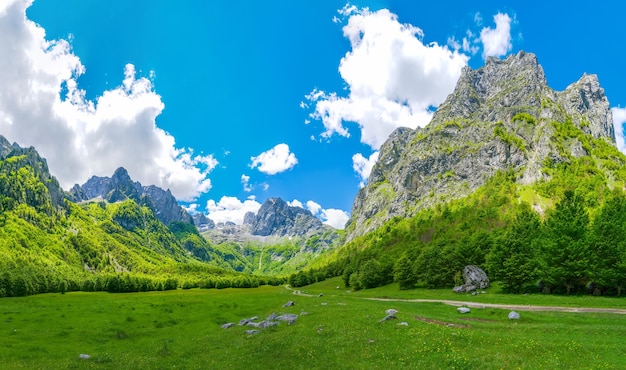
[1,278,625,369]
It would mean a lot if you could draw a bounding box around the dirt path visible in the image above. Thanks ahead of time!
[285,285,626,314]
[363,297,626,314]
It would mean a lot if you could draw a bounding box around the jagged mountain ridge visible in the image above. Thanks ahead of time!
[346,51,617,240]
[69,167,193,226]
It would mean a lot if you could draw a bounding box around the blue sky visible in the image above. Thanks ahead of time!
[1,0,625,228]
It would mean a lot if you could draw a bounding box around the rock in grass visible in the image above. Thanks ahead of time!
[79,354,91,360]
[385,309,398,316]
[282,301,295,307]
[276,314,298,325]
[221,322,235,329]
[457,307,471,314]
[508,311,520,320]
[238,316,258,326]
[245,330,260,335]
[398,322,409,326]
[266,313,278,321]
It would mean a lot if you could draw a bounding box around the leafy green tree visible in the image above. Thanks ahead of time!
[486,202,541,293]
[393,253,417,290]
[542,190,590,294]
[589,189,626,295]
[358,260,382,289]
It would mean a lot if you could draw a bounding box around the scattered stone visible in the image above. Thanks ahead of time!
[508,311,520,320]
[317,325,323,333]
[385,309,398,316]
[221,323,235,329]
[318,293,324,297]
[266,313,278,321]
[379,315,397,322]
[246,321,262,328]
[258,320,279,329]
[238,316,258,326]
[368,339,376,343]
[79,354,91,360]
[283,301,295,307]
[452,285,466,293]
[398,322,409,326]
[300,310,309,316]
[457,307,471,314]
[245,330,260,335]
[276,314,298,325]
[321,302,328,306]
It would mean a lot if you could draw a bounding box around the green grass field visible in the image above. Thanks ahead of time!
[1,278,625,369]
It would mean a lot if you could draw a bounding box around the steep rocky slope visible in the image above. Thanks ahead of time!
[346,51,616,240]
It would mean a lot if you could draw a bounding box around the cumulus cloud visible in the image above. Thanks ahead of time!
[305,5,469,149]
[352,151,379,187]
[287,199,304,208]
[0,0,215,201]
[241,174,253,192]
[206,196,262,225]
[612,107,626,153]
[480,13,512,59]
[306,200,322,215]
[250,143,298,175]
[320,208,350,229]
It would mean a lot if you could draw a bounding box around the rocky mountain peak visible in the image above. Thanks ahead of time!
[250,198,331,237]
[346,51,617,240]
[70,167,193,226]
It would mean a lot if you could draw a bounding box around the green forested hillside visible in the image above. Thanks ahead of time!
[292,118,626,296]
[0,148,281,297]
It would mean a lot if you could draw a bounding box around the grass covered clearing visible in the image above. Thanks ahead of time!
[0,282,625,369]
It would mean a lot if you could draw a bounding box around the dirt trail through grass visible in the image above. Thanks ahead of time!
[285,285,626,314]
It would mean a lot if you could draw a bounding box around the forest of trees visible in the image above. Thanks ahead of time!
[290,169,626,296]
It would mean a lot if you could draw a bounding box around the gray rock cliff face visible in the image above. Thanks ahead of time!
[346,51,616,240]
[250,198,331,237]
[192,213,215,231]
[70,167,193,226]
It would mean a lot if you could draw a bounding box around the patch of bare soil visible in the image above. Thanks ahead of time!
[413,316,471,328]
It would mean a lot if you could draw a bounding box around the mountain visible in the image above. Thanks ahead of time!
[295,51,626,295]
[250,198,331,237]
[0,136,67,213]
[346,51,616,240]
[69,167,194,226]
[200,197,341,275]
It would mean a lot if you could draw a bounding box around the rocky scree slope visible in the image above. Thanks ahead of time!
[346,51,616,240]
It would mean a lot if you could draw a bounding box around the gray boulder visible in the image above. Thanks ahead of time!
[238,316,258,326]
[282,301,295,307]
[221,322,235,329]
[245,330,260,335]
[508,311,520,320]
[453,265,489,293]
[463,265,490,289]
[457,307,471,314]
[276,314,298,325]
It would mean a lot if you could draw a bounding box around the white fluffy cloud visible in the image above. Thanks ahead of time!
[250,143,298,175]
[306,200,322,215]
[0,0,216,201]
[480,13,512,59]
[305,5,469,149]
[612,108,626,154]
[320,208,350,229]
[352,151,379,187]
[206,196,262,225]
[287,199,304,208]
[241,174,253,192]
